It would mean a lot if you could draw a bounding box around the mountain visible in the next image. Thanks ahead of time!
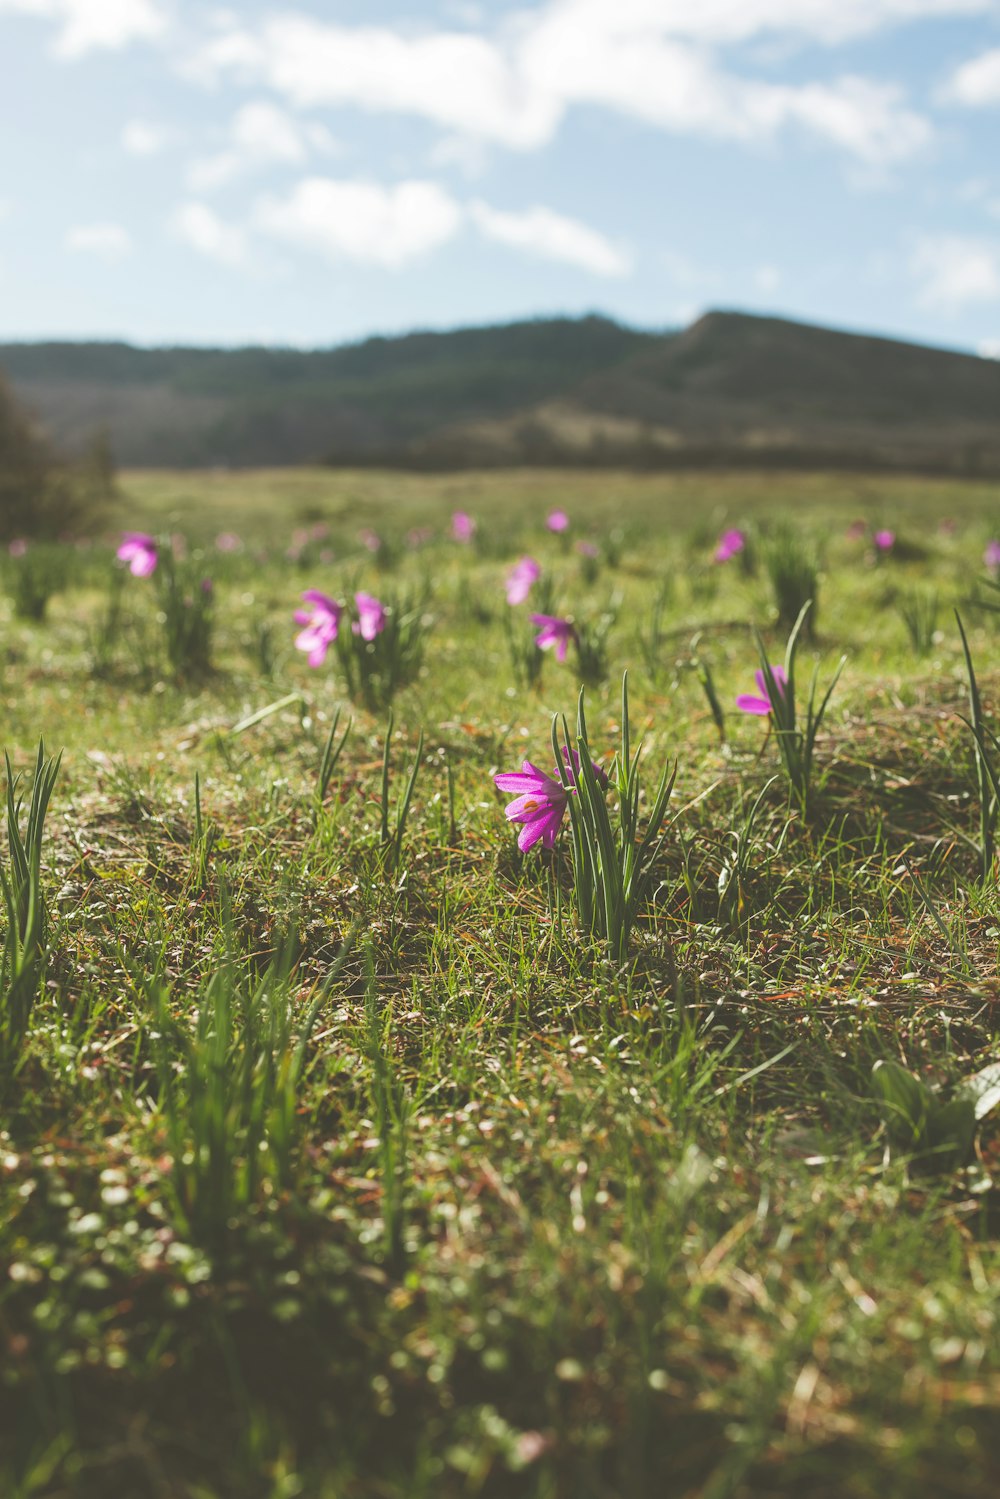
[2,311,999,474]
[0,318,650,468]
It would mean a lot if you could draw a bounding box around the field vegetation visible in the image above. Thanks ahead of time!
[3,466,1000,1497]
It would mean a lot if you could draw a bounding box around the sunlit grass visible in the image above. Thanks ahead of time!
[1,468,1000,1497]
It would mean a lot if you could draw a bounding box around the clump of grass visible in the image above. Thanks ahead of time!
[896,587,940,655]
[503,609,544,689]
[337,588,428,710]
[151,905,356,1252]
[87,560,127,676]
[0,742,61,1084]
[762,523,820,634]
[573,602,618,686]
[752,599,845,814]
[156,549,215,679]
[636,578,675,686]
[3,542,69,622]
[956,610,1000,881]
[378,712,424,871]
[555,674,675,966]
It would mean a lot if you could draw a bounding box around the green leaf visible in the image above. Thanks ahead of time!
[870,1060,933,1145]
[958,1061,1000,1121]
[925,1098,976,1165]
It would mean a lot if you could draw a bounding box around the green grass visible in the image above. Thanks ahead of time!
[3,467,1000,1498]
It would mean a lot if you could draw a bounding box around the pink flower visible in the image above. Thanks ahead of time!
[8,538,28,558]
[576,541,599,559]
[294,590,342,667]
[874,529,895,553]
[494,750,608,852]
[452,511,476,543]
[493,761,568,851]
[215,532,242,553]
[986,541,1000,569]
[736,665,787,717]
[531,613,577,663]
[506,556,541,605]
[714,528,745,563]
[546,509,569,534]
[117,532,158,577]
[360,529,381,554]
[354,591,386,641]
[846,520,867,541]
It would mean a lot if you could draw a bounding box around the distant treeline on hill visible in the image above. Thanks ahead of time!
[2,310,1000,475]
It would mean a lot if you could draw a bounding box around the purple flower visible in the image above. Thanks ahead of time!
[294,590,342,667]
[494,750,608,852]
[506,556,541,605]
[714,528,745,563]
[546,509,569,534]
[736,665,788,717]
[8,538,28,558]
[215,532,242,553]
[354,591,386,641]
[984,540,1000,569]
[452,511,476,543]
[493,761,568,851]
[531,613,577,663]
[117,532,158,577]
[874,529,895,553]
[576,541,599,559]
[360,528,381,554]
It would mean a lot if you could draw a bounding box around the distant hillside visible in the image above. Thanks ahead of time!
[0,318,651,468]
[2,311,1000,474]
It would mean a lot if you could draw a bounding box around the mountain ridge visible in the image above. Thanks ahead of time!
[2,310,998,475]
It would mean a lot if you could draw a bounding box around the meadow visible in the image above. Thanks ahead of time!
[3,465,1000,1498]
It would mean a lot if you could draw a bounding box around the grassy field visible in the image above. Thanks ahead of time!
[3,466,1000,1498]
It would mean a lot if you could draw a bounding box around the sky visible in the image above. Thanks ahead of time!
[1,0,1000,353]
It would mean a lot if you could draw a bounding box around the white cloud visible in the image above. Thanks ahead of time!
[520,12,930,163]
[546,0,993,49]
[172,202,248,266]
[186,102,338,193]
[65,221,132,260]
[945,48,1000,107]
[254,177,463,269]
[187,19,559,151]
[184,6,931,164]
[250,177,632,276]
[912,234,1000,310]
[470,200,630,276]
[122,119,171,156]
[0,0,167,58]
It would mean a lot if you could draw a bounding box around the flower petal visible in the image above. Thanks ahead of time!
[736,694,772,716]
[517,802,565,851]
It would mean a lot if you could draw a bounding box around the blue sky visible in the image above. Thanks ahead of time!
[1,0,1000,352]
